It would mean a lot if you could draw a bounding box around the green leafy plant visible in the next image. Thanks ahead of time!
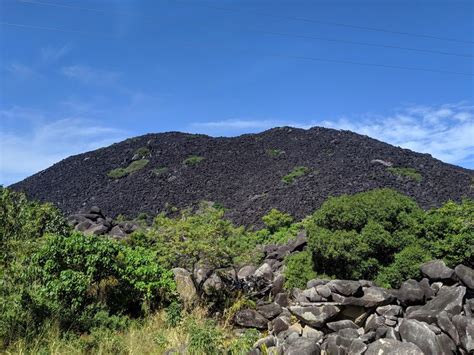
[266,149,284,157]
[387,167,422,182]
[183,155,204,166]
[282,166,310,184]
[152,167,168,176]
[284,249,316,289]
[108,159,149,179]
[133,147,151,160]
[186,318,224,354]
[262,208,294,233]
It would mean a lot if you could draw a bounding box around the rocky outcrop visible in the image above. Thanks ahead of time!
[240,259,473,354]
[12,127,473,226]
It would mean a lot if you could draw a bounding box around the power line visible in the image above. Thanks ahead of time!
[0,21,117,38]
[174,1,474,45]
[16,0,473,58]
[5,20,469,76]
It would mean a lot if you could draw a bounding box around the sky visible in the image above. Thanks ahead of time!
[0,0,473,186]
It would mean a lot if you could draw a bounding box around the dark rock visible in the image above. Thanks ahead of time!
[420,260,454,282]
[332,286,393,308]
[109,225,127,238]
[306,279,328,288]
[397,279,425,306]
[436,333,457,354]
[365,339,423,355]
[288,305,340,328]
[254,263,273,281]
[202,273,223,295]
[419,278,435,300]
[237,265,256,280]
[327,280,362,296]
[75,220,93,232]
[376,305,402,318]
[271,274,285,296]
[257,303,282,320]
[347,339,367,355]
[272,316,290,335]
[365,314,386,332]
[406,285,466,323]
[253,335,277,350]
[234,309,268,329]
[452,314,474,352]
[90,206,101,214]
[327,319,358,332]
[384,327,400,340]
[274,293,290,307]
[455,264,474,289]
[302,325,323,341]
[315,284,331,298]
[436,311,460,345]
[85,223,109,235]
[284,337,320,355]
[399,319,442,354]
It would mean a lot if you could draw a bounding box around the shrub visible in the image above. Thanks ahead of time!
[266,149,284,157]
[227,329,260,354]
[108,159,149,179]
[262,208,294,233]
[133,147,150,160]
[388,167,422,182]
[183,155,204,166]
[282,166,310,184]
[284,249,316,289]
[307,189,424,281]
[186,318,224,354]
[152,167,168,176]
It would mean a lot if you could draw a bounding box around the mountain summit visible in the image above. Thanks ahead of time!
[11,126,473,225]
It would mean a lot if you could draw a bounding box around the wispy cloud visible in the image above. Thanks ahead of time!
[0,108,127,186]
[6,63,37,79]
[61,65,120,85]
[41,44,71,63]
[191,103,474,167]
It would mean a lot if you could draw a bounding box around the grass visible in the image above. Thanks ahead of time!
[282,166,310,184]
[266,149,284,158]
[152,167,169,176]
[183,155,205,166]
[5,308,260,355]
[387,167,422,182]
[108,159,149,179]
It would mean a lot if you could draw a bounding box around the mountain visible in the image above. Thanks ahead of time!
[10,126,473,226]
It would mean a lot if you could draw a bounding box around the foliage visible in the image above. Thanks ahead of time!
[284,249,316,289]
[186,318,224,354]
[133,147,150,160]
[306,189,425,284]
[152,167,169,176]
[266,148,284,157]
[227,328,260,354]
[282,166,310,184]
[108,159,150,179]
[262,208,294,233]
[388,167,422,182]
[183,155,205,166]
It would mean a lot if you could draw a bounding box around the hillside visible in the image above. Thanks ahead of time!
[11,126,473,226]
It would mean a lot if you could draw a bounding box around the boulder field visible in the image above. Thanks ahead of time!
[170,233,473,354]
[11,126,473,226]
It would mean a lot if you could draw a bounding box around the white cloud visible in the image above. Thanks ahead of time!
[41,44,71,63]
[6,63,36,79]
[0,110,127,186]
[191,103,474,167]
[61,65,120,85]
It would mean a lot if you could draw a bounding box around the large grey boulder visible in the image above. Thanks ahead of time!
[202,273,223,295]
[254,263,274,281]
[397,279,425,306]
[406,285,466,323]
[399,319,443,354]
[327,280,362,296]
[332,286,393,308]
[455,264,474,289]
[283,337,319,355]
[237,265,256,280]
[234,309,268,329]
[172,268,198,308]
[288,305,340,328]
[436,311,460,345]
[326,319,358,332]
[365,339,423,355]
[420,260,454,282]
[376,305,402,318]
[452,314,474,352]
[257,303,282,319]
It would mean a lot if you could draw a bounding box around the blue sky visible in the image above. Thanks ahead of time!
[1,0,473,185]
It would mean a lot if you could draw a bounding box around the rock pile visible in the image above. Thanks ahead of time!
[67,206,140,238]
[235,259,473,354]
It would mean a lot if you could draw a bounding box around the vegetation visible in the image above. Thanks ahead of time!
[183,155,205,166]
[1,186,472,352]
[108,159,150,179]
[133,147,151,160]
[266,149,284,158]
[282,166,310,184]
[152,167,169,176]
[387,166,423,182]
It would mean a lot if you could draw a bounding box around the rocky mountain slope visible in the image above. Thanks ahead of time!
[11,126,473,226]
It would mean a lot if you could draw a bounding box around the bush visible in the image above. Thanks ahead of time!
[133,147,150,160]
[183,155,204,166]
[388,167,422,182]
[262,208,294,233]
[307,189,424,281]
[152,167,168,176]
[186,318,224,354]
[266,149,284,157]
[284,249,316,289]
[282,166,310,184]
[108,159,149,179]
